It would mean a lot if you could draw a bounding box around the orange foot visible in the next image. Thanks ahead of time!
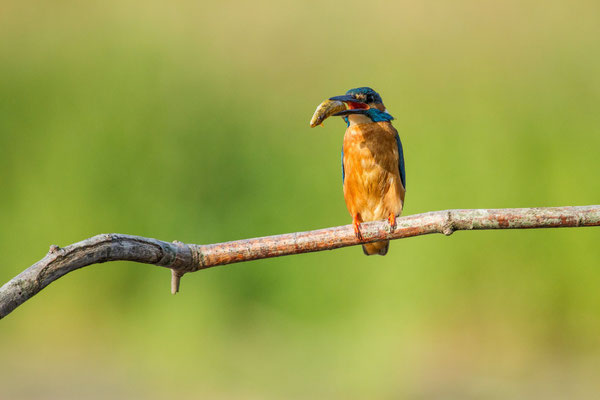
[352,215,363,241]
[388,213,397,233]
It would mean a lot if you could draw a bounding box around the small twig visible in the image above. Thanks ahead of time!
[171,269,182,294]
[1,205,599,319]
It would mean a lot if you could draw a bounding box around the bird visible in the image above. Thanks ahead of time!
[329,87,406,256]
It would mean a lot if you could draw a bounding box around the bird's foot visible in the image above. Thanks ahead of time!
[388,213,397,233]
[352,216,363,241]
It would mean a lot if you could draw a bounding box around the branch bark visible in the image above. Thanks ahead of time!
[1,205,599,319]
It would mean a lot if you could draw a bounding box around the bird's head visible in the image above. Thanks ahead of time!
[329,87,393,124]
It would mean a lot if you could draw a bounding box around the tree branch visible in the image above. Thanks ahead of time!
[1,205,599,319]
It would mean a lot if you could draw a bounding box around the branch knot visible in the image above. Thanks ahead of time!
[166,241,198,294]
[442,211,455,236]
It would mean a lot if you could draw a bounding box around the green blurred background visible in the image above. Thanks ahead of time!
[1,0,599,398]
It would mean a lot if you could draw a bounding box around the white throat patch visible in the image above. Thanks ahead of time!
[347,114,373,126]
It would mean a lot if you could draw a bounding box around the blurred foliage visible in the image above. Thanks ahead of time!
[1,0,600,398]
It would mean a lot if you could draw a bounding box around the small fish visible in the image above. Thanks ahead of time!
[309,99,346,128]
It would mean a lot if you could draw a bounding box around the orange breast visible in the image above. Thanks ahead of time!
[342,122,405,222]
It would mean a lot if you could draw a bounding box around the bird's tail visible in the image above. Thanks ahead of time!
[362,240,389,256]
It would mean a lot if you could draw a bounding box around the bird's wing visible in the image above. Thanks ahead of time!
[395,133,406,189]
[341,145,345,183]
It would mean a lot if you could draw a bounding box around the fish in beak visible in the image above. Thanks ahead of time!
[309,94,369,127]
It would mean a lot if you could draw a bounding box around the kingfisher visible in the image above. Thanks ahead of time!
[329,87,406,256]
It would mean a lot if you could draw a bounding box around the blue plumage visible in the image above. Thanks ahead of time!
[395,133,406,189]
[365,108,394,123]
[346,87,383,104]
[341,145,345,182]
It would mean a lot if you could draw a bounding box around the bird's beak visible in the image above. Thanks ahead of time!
[328,95,370,113]
[329,95,361,103]
[332,108,369,117]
